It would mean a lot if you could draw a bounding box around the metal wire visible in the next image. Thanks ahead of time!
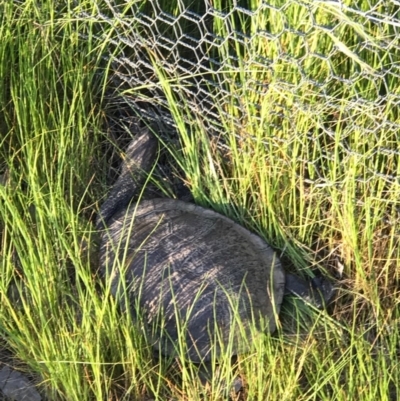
[77,0,400,190]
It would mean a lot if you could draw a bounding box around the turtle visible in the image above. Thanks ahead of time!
[96,129,334,364]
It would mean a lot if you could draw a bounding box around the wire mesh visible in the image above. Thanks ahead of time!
[77,0,399,223]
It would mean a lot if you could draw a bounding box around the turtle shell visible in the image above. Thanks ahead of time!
[99,198,285,362]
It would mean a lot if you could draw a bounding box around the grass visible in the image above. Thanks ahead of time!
[0,0,399,400]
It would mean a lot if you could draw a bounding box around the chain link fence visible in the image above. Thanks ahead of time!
[79,0,400,189]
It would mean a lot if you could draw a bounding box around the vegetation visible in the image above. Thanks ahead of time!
[0,0,399,400]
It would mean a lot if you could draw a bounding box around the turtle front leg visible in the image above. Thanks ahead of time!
[196,359,243,395]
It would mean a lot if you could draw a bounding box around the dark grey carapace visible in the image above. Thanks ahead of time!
[96,130,333,362]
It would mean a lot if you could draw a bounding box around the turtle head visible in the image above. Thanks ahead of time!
[284,273,335,309]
